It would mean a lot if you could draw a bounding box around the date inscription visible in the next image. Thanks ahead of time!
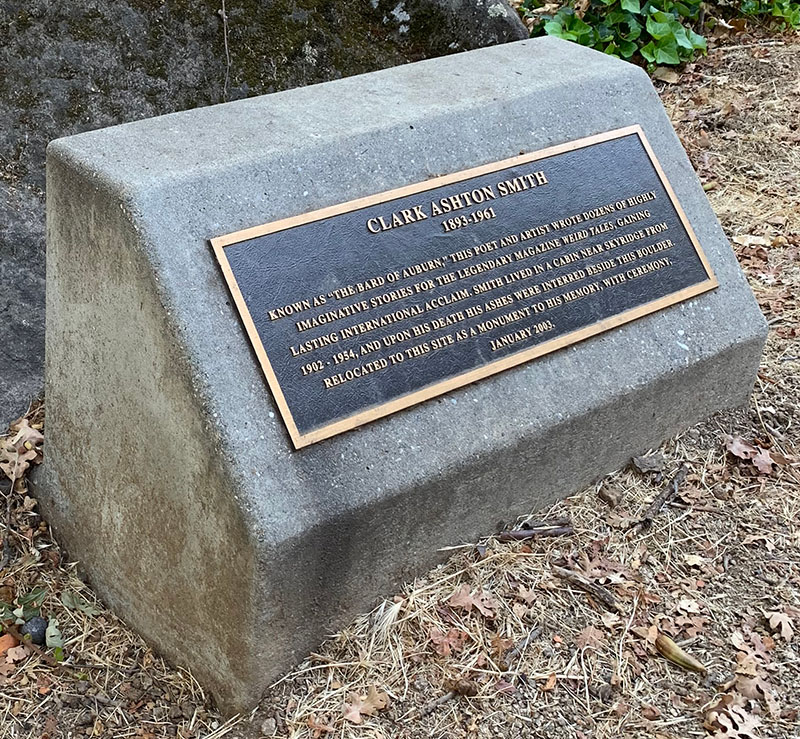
[212,126,716,448]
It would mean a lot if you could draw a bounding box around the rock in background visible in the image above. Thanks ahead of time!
[0,0,526,424]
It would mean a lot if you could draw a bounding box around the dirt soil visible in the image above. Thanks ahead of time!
[0,35,798,739]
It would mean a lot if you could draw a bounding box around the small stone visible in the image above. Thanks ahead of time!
[632,453,665,474]
[74,710,94,727]
[598,486,623,508]
[260,717,277,736]
[21,616,48,645]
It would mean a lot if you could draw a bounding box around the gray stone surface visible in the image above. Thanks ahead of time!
[40,37,766,714]
[0,0,525,426]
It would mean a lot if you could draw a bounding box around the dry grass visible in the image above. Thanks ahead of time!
[1,36,798,739]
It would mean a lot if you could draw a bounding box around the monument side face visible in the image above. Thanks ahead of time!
[41,38,766,713]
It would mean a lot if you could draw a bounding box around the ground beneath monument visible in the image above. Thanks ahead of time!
[0,35,798,739]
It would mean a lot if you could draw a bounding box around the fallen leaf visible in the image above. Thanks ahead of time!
[598,486,623,507]
[5,645,30,663]
[490,633,514,657]
[37,673,52,696]
[306,715,334,737]
[446,584,498,618]
[706,699,762,738]
[61,590,103,616]
[516,584,536,605]
[342,685,389,724]
[493,678,516,694]
[575,625,605,651]
[684,554,706,567]
[733,234,770,247]
[447,583,474,611]
[429,627,468,657]
[677,598,702,614]
[725,435,759,461]
[542,672,557,692]
[0,419,44,481]
[601,612,622,630]
[642,704,661,721]
[765,610,794,640]
[735,673,780,717]
[752,448,774,475]
[742,534,775,552]
[653,67,680,84]
[45,619,63,649]
[0,633,19,658]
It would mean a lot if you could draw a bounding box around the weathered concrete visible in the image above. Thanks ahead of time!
[40,37,766,713]
[0,0,525,425]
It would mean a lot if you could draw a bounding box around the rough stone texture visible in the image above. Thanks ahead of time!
[0,0,524,425]
[40,37,766,713]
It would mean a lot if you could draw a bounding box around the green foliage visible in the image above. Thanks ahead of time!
[524,0,706,65]
[523,0,799,68]
[741,0,800,26]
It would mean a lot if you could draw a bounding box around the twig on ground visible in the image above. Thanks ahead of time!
[498,524,573,541]
[716,40,786,52]
[504,624,543,666]
[415,690,456,718]
[3,622,62,669]
[551,566,620,613]
[629,464,688,532]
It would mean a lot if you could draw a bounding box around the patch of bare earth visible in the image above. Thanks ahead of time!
[1,36,798,739]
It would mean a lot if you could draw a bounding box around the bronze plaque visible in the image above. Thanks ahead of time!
[212,126,717,448]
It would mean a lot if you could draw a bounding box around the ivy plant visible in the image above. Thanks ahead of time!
[524,0,707,66]
[523,0,799,68]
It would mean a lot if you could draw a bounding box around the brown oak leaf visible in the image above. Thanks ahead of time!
[725,436,759,461]
[766,610,794,640]
[429,627,468,657]
[342,685,388,724]
[752,448,774,475]
[446,584,498,618]
[5,645,30,663]
[575,625,606,651]
[0,419,44,481]
[706,698,762,739]
[306,715,335,737]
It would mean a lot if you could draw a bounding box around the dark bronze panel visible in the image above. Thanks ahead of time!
[212,126,717,447]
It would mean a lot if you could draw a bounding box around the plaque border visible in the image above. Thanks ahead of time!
[211,125,718,449]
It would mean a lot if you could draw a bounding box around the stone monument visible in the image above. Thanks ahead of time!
[40,37,766,712]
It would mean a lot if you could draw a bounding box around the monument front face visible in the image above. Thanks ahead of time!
[42,38,766,712]
[213,127,717,447]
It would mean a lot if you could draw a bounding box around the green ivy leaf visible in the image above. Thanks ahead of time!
[672,23,693,48]
[686,28,707,50]
[622,0,642,11]
[646,14,675,38]
[544,20,577,39]
[17,587,47,607]
[640,40,657,61]
[654,38,681,64]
